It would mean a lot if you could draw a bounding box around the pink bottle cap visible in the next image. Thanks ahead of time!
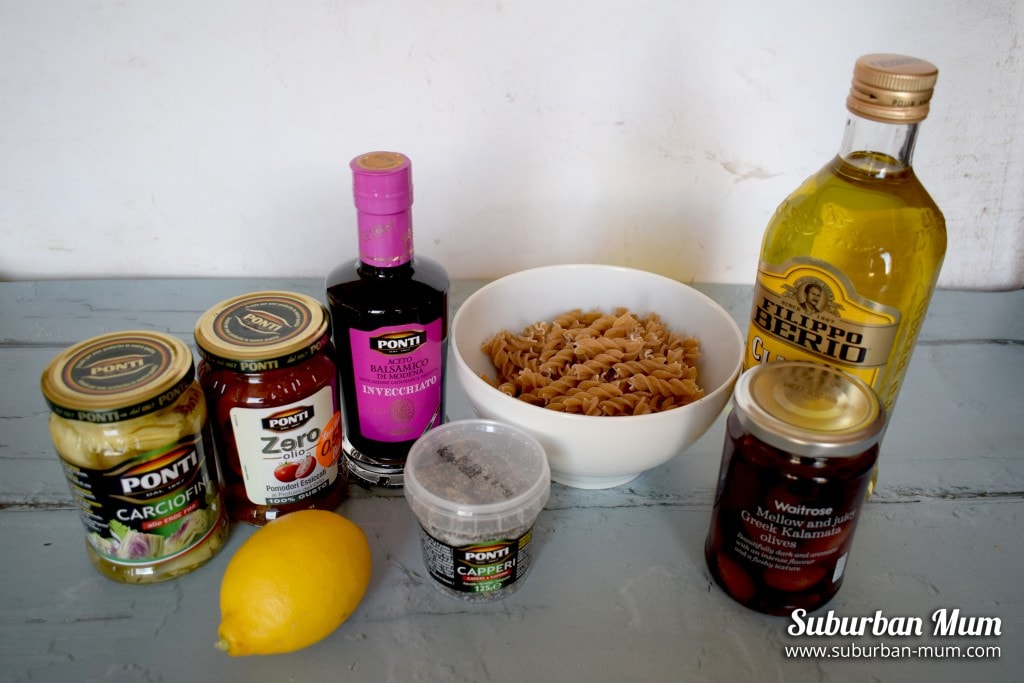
[350,151,413,215]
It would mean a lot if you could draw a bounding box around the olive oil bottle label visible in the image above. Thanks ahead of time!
[745,258,900,389]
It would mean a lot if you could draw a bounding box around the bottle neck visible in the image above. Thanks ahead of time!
[357,209,414,268]
[838,111,921,178]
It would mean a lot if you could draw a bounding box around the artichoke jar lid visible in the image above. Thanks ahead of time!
[41,330,195,423]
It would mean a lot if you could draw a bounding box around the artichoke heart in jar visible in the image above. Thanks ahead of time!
[41,330,229,584]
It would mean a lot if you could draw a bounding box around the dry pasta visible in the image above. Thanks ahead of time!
[480,308,702,416]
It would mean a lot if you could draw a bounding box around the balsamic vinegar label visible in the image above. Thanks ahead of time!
[348,319,444,443]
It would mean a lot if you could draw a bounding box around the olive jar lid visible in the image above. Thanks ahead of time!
[733,361,886,458]
[41,330,196,423]
[194,291,331,372]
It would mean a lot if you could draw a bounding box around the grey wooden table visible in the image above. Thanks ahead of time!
[1,278,1021,683]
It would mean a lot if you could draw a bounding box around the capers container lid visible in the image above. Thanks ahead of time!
[404,419,551,539]
[41,330,196,422]
[194,291,331,372]
[733,361,886,458]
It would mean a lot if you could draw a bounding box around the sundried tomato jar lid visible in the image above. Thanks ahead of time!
[733,361,886,458]
[41,330,196,422]
[194,291,331,371]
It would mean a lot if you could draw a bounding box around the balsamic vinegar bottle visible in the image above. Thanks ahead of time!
[326,151,449,487]
[745,54,946,416]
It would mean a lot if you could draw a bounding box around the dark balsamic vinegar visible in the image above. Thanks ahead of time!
[325,151,450,487]
[326,257,449,472]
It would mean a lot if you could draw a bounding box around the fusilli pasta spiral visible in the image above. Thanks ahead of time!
[481,308,702,416]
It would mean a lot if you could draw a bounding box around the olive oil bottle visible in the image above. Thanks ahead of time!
[745,54,946,415]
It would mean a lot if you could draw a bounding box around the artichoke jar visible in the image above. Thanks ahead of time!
[41,330,229,583]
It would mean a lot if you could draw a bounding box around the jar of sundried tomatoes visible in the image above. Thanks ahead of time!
[195,291,346,525]
[705,361,885,615]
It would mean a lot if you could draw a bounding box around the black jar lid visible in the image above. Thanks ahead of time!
[194,291,331,372]
[733,361,886,458]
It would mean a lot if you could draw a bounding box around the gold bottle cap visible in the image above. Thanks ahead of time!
[846,53,938,124]
[733,361,886,458]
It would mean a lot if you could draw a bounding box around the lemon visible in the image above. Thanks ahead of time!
[216,510,372,656]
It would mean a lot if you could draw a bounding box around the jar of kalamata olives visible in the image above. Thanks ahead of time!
[195,291,346,525]
[705,361,885,615]
[41,330,229,584]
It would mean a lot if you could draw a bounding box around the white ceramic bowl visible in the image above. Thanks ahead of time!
[451,264,744,489]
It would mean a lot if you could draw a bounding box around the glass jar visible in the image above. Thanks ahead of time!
[41,330,230,584]
[705,361,886,615]
[195,291,346,525]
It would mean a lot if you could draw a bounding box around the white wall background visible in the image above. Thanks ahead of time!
[1,0,1022,289]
